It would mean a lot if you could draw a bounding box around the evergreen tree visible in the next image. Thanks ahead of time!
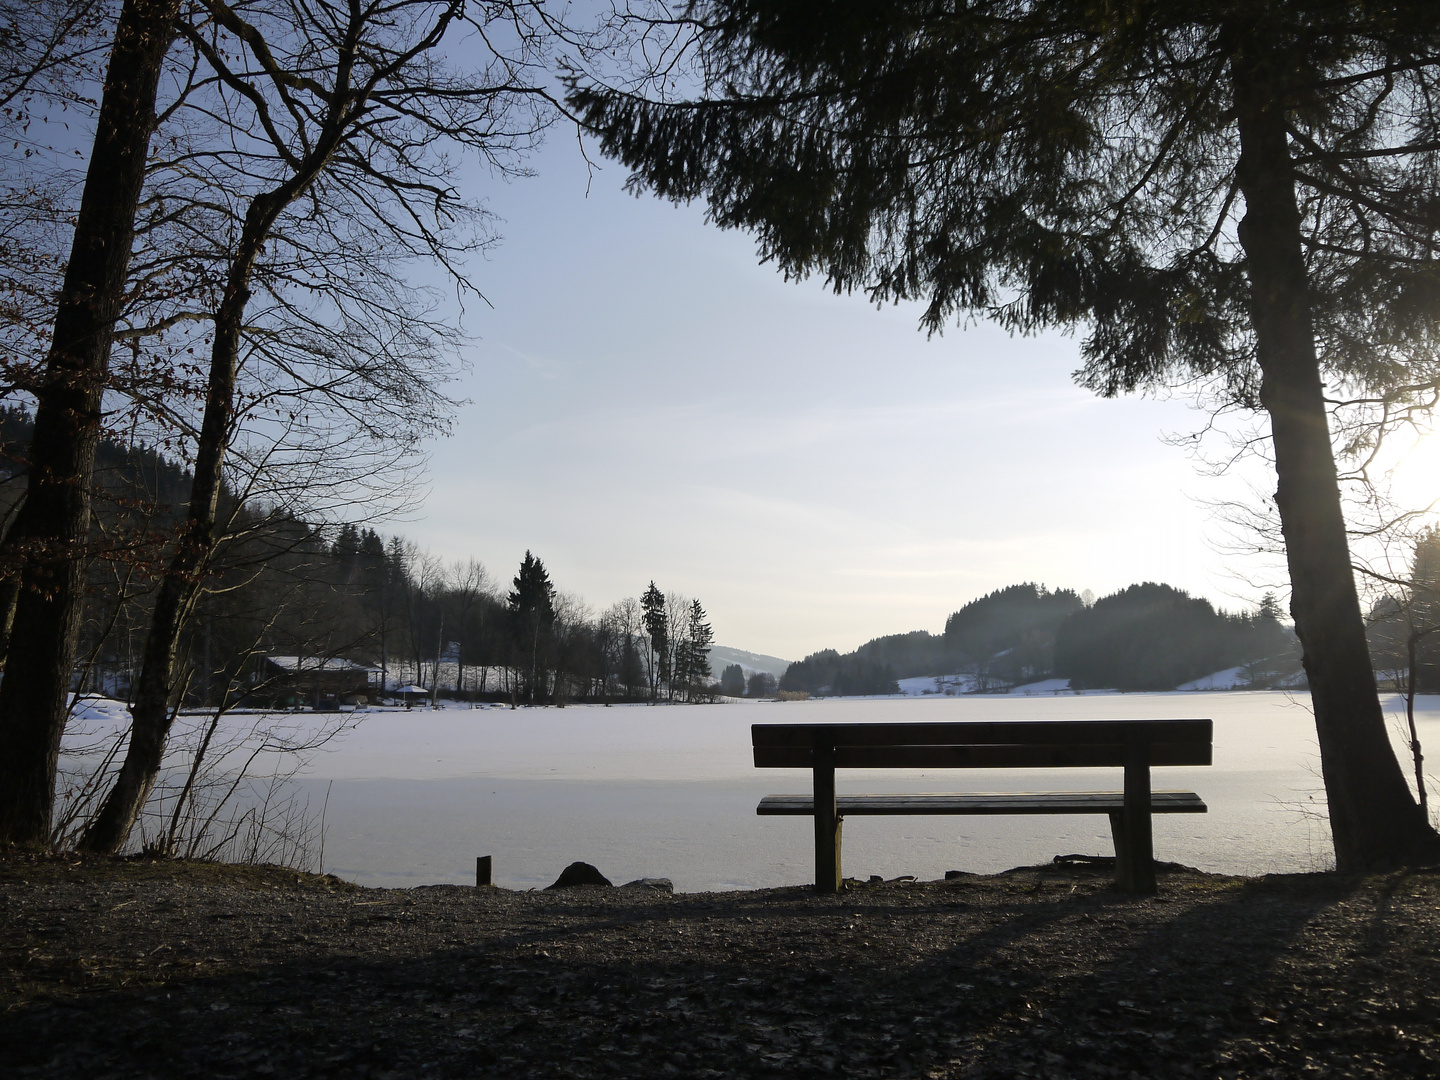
[1055,582,1298,691]
[640,581,668,702]
[682,598,715,701]
[330,524,363,594]
[507,551,556,705]
[853,630,950,680]
[332,524,362,559]
[1055,583,1227,691]
[620,634,645,699]
[571,0,1440,868]
[720,662,747,697]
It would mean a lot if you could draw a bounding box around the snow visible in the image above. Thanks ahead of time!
[1003,678,1076,696]
[1176,666,1250,691]
[267,655,371,673]
[896,676,940,695]
[895,674,983,696]
[69,694,131,724]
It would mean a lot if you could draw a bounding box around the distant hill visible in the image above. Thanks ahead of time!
[706,645,791,681]
[777,581,1301,696]
[1055,583,1295,691]
[945,584,1084,684]
[0,405,193,521]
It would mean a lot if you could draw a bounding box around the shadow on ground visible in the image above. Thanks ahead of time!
[3,859,1437,1079]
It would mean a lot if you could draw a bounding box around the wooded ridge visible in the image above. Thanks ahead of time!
[779,582,1301,695]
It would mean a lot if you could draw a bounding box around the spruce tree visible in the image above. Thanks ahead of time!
[640,581,668,702]
[676,601,717,702]
[508,551,556,705]
[683,598,714,701]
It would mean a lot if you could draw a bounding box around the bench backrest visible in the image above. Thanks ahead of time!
[752,719,1212,769]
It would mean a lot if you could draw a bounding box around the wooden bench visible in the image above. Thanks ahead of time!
[752,719,1212,894]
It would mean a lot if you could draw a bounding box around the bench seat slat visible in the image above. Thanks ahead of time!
[757,791,1208,816]
[752,719,1212,749]
[754,742,1212,769]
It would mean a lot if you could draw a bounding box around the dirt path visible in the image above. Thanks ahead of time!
[3,855,1438,1078]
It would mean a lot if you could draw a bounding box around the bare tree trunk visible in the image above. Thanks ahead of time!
[1406,630,1427,817]
[0,0,177,846]
[79,0,385,846]
[1233,52,1440,869]
[81,183,313,852]
[431,612,444,708]
[379,608,388,700]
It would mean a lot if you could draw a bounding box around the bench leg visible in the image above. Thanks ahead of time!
[814,747,842,893]
[1107,811,1130,886]
[816,812,843,894]
[1116,747,1157,894]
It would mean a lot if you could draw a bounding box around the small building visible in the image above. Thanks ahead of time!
[256,655,373,708]
[393,683,431,708]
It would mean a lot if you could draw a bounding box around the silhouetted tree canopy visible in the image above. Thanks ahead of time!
[571,0,1440,868]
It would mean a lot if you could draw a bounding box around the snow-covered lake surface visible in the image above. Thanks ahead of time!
[61,691,1440,892]
[269,691,1438,892]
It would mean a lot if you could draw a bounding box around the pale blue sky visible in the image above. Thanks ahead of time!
[405,133,1276,660]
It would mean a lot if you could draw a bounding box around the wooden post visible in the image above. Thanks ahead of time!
[1119,734,1156,894]
[813,737,842,894]
[476,855,492,888]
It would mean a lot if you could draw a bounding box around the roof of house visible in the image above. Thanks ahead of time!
[264,655,372,673]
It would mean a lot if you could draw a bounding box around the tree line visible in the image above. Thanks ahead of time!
[3,405,722,708]
[717,663,777,699]
[780,582,1298,695]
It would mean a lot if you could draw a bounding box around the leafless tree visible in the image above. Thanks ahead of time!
[0,0,184,846]
[79,0,570,853]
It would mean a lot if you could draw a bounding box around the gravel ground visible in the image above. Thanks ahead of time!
[3,853,1439,1078]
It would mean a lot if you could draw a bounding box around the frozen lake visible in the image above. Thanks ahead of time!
[281,691,1440,892]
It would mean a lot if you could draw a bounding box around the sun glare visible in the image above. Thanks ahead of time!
[1383,426,1440,514]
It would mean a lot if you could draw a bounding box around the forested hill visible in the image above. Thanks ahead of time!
[779,582,1301,696]
[0,405,192,519]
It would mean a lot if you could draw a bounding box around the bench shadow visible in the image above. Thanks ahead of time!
[914,871,1382,1078]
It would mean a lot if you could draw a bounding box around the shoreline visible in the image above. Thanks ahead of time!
[4,853,1437,1077]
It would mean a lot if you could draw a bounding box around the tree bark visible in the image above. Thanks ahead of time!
[1232,53,1440,869]
[0,0,177,846]
[0,491,26,663]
